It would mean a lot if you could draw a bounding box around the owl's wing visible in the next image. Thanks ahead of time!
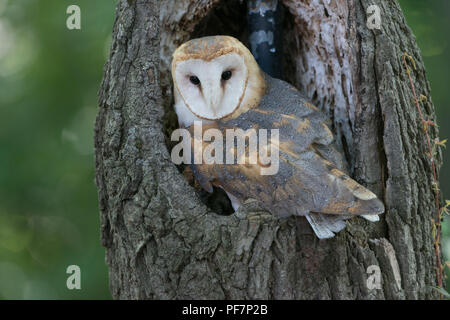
[187,76,384,237]
[189,129,383,217]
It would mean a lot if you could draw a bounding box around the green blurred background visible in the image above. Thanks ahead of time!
[0,0,448,299]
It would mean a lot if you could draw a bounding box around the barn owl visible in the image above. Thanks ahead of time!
[171,35,384,239]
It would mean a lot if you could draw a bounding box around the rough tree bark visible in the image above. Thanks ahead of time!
[95,0,443,299]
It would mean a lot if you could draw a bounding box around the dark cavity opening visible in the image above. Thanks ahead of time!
[191,0,298,86]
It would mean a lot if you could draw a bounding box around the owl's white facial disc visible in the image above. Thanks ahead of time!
[174,53,248,120]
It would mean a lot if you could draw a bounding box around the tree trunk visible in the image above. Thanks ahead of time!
[95,0,443,299]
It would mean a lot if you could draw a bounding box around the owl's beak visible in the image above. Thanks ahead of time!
[203,84,223,117]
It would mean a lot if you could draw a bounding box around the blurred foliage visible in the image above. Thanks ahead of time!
[0,0,114,299]
[0,0,448,299]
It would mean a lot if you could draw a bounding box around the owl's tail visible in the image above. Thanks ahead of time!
[317,166,385,216]
[306,213,347,239]
[305,162,384,239]
[306,212,380,239]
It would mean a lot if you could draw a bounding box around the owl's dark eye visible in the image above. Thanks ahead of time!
[189,76,200,85]
[221,70,232,81]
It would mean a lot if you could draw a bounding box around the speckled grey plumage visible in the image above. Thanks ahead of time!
[190,75,384,238]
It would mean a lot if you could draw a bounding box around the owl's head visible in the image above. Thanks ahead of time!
[172,36,265,120]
